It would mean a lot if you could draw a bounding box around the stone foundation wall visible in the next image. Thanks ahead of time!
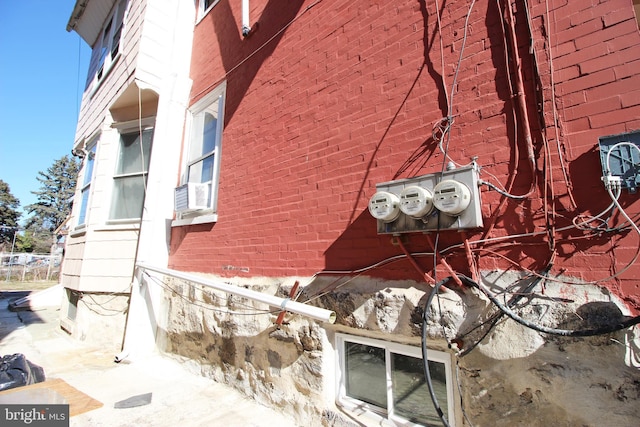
[158,272,640,426]
[60,291,129,353]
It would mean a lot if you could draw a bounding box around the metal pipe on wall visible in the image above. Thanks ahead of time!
[136,262,336,324]
[242,0,251,36]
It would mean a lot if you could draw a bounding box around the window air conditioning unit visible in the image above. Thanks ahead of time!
[175,182,209,212]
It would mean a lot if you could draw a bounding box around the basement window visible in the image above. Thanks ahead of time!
[66,289,79,321]
[336,334,455,427]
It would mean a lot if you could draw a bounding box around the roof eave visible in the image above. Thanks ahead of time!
[66,0,117,47]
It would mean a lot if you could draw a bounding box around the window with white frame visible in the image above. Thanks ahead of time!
[336,334,455,427]
[178,83,225,216]
[77,140,98,227]
[86,0,128,89]
[198,0,220,20]
[109,126,153,221]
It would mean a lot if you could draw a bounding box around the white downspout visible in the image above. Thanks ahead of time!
[242,0,251,37]
[137,262,337,323]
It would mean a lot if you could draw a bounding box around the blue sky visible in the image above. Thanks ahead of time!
[0,1,91,223]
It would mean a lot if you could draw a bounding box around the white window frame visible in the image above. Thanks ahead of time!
[108,119,155,223]
[87,0,128,94]
[173,82,226,226]
[336,333,456,427]
[76,138,99,228]
[197,0,220,21]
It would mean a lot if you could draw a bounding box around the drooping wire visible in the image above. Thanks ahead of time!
[452,274,640,337]
[422,272,640,425]
[435,0,477,170]
[143,271,280,317]
[190,0,326,103]
[455,263,552,356]
[478,179,530,199]
[422,276,457,427]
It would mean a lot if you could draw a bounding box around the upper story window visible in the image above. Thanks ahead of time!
[174,83,225,222]
[109,125,154,221]
[86,0,128,91]
[198,0,220,21]
[336,334,456,427]
[77,140,98,227]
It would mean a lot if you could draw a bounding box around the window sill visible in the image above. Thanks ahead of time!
[171,213,218,227]
[95,221,141,232]
[69,225,88,238]
[336,400,390,427]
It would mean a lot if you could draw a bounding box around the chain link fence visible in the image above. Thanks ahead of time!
[1,253,62,282]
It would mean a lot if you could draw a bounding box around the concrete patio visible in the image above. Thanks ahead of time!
[0,290,298,427]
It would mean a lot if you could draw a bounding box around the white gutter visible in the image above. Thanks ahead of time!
[136,263,336,324]
[242,0,251,37]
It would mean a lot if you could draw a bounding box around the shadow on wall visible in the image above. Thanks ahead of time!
[321,209,458,281]
[206,0,306,125]
[560,145,634,254]
[168,222,215,266]
[342,0,455,225]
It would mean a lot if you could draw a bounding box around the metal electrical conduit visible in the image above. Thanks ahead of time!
[136,263,337,324]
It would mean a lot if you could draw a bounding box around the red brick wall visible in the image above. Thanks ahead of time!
[171,0,640,311]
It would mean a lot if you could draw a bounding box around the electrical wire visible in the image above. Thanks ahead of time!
[422,272,640,426]
[605,142,640,176]
[480,0,538,243]
[455,359,475,427]
[456,263,553,356]
[301,183,636,298]
[143,271,281,317]
[462,274,640,336]
[519,0,559,251]
[190,0,326,103]
[433,0,450,109]
[73,285,132,316]
[421,276,456,427]
[479,179,529,199]
[80,296,129,316]
[539,0,578,210]
[433,0,477,171]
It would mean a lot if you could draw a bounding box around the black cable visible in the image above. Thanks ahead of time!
[445,274,640,338]
[422,276,455,427]
[457,265,552,356]
[466,274,640,337]
[422,273,640,427]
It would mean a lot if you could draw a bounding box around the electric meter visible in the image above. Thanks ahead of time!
[399,186,434,218]
[368,191,401,223]
[433,180,471,215]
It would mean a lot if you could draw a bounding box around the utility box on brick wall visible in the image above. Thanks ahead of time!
[598,130,640,193]
[370,163,483,234]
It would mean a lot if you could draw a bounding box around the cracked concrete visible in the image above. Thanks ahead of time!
[0,290,298,427]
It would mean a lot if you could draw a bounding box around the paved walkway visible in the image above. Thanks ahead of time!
[0,290,298,427]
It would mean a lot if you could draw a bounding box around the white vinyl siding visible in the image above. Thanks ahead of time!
[86,0,128,91]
